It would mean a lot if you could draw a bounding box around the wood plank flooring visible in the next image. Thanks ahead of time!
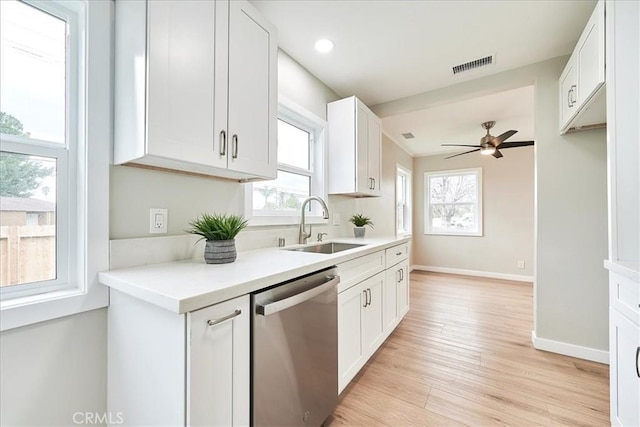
[326,272,610,426]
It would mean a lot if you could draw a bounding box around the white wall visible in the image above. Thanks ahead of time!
[0,309,107,426]
[412,146,534,278]
[373,56,609,356]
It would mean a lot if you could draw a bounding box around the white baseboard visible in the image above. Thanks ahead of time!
[531,331,609,364]
[411,265,533,283]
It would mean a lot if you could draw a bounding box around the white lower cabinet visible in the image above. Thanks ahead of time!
[338,271,385,392]
[609,308,640,427]
[337,242,410,393]
[108,290,249,426]
[188,296,250,426]
[609,271,640,427]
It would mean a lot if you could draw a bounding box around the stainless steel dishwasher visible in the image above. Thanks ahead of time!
[252,266,339,426]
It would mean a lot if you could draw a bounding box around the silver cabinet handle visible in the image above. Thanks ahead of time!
[207,309,242,327]
[257,275,339,316]
[636,346,640,379]
[367,288,372,306]
[568,85,577,107]
[396,269,401,283]
[396,251,402,256]
[362,290,367,308]
[232,134,239,159]
[372,178,376,190]
[400,268,404,281]
[219,130,226,156]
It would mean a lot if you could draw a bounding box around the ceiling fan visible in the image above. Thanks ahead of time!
[442,121,534,159]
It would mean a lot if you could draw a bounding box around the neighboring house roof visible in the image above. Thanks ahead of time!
[0,197,55,212]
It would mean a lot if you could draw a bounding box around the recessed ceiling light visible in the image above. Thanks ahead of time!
[314,39,335,54]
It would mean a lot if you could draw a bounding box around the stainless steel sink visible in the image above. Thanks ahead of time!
[284,242,365,254]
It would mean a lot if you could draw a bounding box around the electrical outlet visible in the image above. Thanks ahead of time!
[517,260,525,269]
[150,208,168,234]
[332,213,341,226]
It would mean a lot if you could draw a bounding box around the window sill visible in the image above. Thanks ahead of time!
[0,285,108,332]
[425,231,483,237]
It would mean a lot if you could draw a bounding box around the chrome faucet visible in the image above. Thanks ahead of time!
[299,196,330,244]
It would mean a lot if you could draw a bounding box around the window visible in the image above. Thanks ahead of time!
[0,0,110,331]
[247,97,326,225]
[1,0,73,298]
[424,168,482,236]
[396,165,412,236]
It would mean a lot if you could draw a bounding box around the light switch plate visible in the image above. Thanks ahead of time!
[150,208,168,234]
[332,213,341,226]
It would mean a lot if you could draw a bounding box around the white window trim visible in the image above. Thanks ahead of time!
[424,167,483,237]
[245,96,328,226]
[0,0,110,331]
[396,164,412,237]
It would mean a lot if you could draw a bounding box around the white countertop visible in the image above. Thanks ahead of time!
[99,236,410,314]
[604,259,640,283]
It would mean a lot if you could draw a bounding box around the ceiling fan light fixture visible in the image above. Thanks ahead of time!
[480,146,496,155]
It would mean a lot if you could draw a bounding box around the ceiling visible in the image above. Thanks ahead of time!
[252,0,596,157]
[382,85,535,156]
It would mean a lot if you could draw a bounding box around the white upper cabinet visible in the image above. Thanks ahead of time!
[114,0,277,181]
[559,0,606,134]
[328,96,382,196]
[227,1,278,178]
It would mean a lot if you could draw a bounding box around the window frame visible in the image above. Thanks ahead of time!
[0,0,77,299]
[396,164,412,237]
[424,167,483,237]
[0,0,110,331]
[245,96,327,226]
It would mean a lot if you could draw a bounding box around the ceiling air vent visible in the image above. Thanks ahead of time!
[452,55,493,75]
[402,132,415,139]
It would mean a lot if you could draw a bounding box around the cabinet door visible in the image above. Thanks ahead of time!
[367,114,382,196]
[397,260,410,318]
[383,268,399,334]
[188,295,250,427]
[610,308,640,427]
[362,272,385,358]
[576,1,605,106]
[355,102,371,194]
[146,0,226,169]
[559,58,577,130]
[227,0,277,179]
[338,282,365,393]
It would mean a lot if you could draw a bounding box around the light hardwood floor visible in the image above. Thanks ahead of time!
[326,271,610,426]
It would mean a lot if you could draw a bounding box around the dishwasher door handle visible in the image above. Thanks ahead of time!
[256,275,340,316]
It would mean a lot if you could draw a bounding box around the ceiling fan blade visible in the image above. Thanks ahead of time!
[492,149,503,159]
[444,149,480,159]
[498,141,535,149]
[493,130,518,146]
[441,144,482,148]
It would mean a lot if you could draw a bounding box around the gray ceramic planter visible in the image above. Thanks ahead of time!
[353,227,366,238]
[204,239,237,264]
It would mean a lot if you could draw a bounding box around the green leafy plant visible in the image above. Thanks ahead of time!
[187,213,248,241]
[349,213,374,228]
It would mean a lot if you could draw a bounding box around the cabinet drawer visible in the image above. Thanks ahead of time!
[610,272,640,325]
[385,243,409,269]
[337,251,385,293]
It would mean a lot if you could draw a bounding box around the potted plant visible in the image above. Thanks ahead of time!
[187,213,248,264]
[349,213,374,238]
